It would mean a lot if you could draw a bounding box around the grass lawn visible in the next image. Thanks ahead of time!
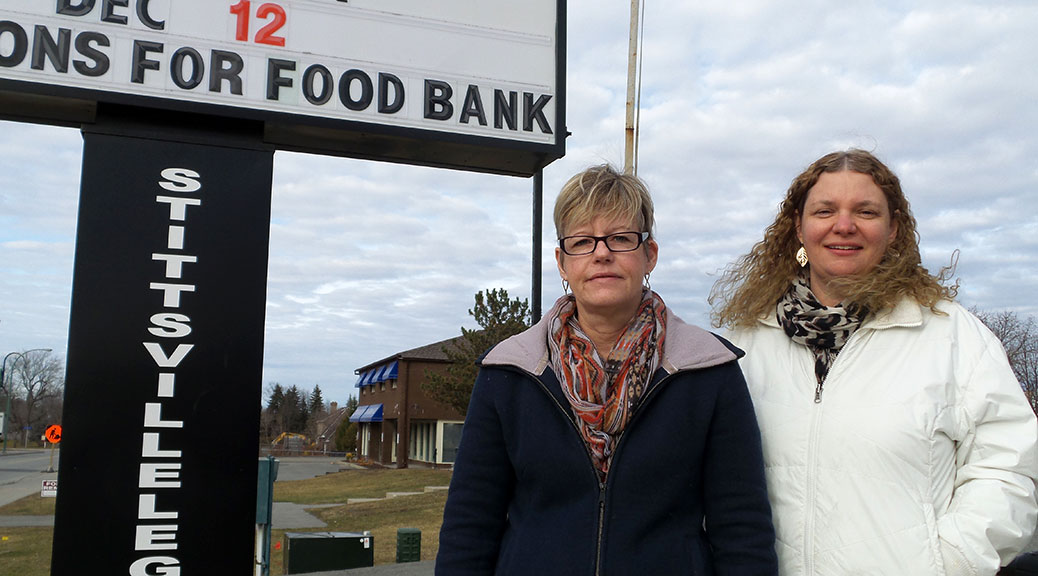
[0,466,452,576]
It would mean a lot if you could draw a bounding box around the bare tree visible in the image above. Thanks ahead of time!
[8,350,65,446]
[971,307,1038,414]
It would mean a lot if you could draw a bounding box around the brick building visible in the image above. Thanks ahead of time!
[350,336,466,468]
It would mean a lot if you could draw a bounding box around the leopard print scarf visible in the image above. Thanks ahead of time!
[776,276,867,402]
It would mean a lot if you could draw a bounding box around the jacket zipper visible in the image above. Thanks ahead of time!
[803,328,864,572]
[811,327,863,403]
[526,371,608,574]
[804,397,823,574]
[595,483,606,576]
[523,366,676,576]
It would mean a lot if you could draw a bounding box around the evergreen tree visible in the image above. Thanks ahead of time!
[267,383,285,411]
[262,383,286,438]
[282,385,309,434]
[423,288,531,414]
[309,385,326,415]
[334,395,360,453]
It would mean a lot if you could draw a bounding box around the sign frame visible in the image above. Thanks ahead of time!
[0,0,568,176]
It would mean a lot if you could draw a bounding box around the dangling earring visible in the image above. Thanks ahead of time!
[643,273,651,291]
[562,279,570,293]
[795,246,809,268]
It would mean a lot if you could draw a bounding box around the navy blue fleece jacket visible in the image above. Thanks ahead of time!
[435,309,777,576]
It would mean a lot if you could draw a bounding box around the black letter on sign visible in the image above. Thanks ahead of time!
[56,0,96,17]
[137,0,166,30]
[210,50,243,95]
[131,40,162,83]
[460,85,487,126]
[73,31,110,77]
[266,58,295,100]
[170,47,203,90]
[303,64,333,105]
[523,92,553,134]
[101,0,129,25]
[424,80,453,121]
[338,69,373,111]
[494,90,517,131]
[378,73,404,114]
[0,21,28,68]
[31,26,71,73]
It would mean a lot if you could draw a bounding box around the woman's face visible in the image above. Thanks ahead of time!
[556,215,658,321]
[797,170,898,306]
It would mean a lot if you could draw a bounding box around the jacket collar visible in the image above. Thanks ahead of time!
[482,307,739,376]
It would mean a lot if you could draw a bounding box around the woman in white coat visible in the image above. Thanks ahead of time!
[710,149,1038,575]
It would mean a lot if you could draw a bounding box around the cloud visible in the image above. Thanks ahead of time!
[2,0,1037,404]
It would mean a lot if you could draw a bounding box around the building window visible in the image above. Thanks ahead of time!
[391,380,397,389]
[440,422,463,464]
[361,423,372,458]
[409,421,437,463]
[380,382,385,392]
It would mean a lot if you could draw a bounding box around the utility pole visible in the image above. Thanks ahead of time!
[624,0,644,175]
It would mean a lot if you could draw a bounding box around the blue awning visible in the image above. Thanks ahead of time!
[354,369,375,388]
[348,405,368,422]
[373,364,391,383]
[355,361,399,386]
[382,361,399,380]
[348,403,384,423]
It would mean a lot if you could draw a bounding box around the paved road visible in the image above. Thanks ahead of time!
[270,455,352,481]
[0,449,59,509]
[0,453,347,527]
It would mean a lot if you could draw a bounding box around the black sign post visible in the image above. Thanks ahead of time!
[52,109,273,575]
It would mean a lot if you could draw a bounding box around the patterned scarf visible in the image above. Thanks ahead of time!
[547,290,667,481]
[776,276,867,403]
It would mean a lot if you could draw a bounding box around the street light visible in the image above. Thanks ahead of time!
[1,348,53,454]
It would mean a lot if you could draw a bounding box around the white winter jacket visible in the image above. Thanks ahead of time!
[730,298,1038,576]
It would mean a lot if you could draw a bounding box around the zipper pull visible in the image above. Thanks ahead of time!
[814,380,823,403]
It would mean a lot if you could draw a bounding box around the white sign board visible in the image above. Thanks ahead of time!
[0,0,566,175]
[42,479,58,497]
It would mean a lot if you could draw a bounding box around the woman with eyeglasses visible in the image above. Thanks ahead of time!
[436,164,777,576]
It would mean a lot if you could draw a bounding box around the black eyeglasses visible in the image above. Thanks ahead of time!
[558,231,649,255]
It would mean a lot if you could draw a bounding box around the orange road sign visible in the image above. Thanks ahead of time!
[45,424,62,444]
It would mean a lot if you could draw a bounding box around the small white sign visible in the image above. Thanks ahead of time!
[41,479,58,498]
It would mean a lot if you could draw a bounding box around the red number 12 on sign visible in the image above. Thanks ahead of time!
[229,0,287,46]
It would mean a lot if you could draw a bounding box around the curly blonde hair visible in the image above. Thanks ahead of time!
[710,149,957,329]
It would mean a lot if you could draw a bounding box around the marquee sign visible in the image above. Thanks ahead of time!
[0,0,567,175]
[3,2,568,573]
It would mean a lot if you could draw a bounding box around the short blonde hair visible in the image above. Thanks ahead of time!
[553,164,655,239]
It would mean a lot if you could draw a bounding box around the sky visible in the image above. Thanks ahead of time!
[3,0,1038,407]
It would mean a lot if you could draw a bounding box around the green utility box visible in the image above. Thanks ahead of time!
[396,528,422,563]
[283,532,374,574]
